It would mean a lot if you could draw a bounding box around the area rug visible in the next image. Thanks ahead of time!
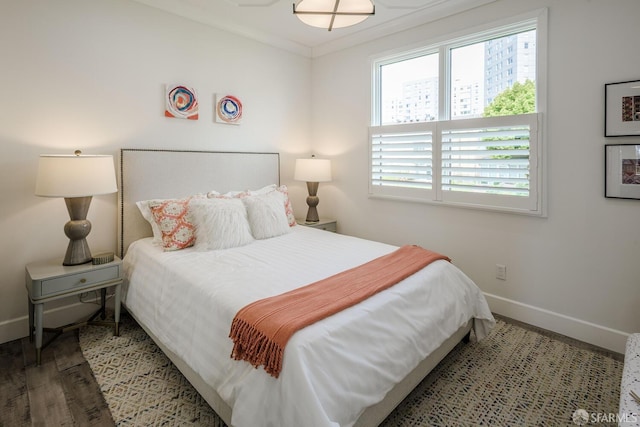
[79,315,623,426]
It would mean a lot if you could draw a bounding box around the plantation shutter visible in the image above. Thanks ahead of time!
[369,123,436,201]
[369,114,540,212]
[438,114,539,211]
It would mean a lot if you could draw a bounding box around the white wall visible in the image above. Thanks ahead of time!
[311,0,640,352]
[0,0,311,343]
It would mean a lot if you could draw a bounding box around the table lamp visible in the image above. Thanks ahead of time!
[35,150,117,266]
[294,156,332,223]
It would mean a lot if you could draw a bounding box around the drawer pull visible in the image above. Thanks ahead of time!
[80,278,87,284]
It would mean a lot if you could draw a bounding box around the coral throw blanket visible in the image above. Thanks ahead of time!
[229,245,450,378]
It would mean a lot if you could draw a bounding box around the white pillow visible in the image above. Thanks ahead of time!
[242,191,291,240]
[189,198,254,250]
[250,184,297,227]
[206,184,277,199]
[206,189,246,199]
[204,184,296,227]
[248,184,277,195]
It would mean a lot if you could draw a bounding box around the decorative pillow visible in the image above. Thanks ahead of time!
[206,184,295,227]
[242,191,291,240]
[248,184,277,196]
[136,199,164,244]
[137,194,205,244]
[275,185,296,227]
[148,197,198,251]
[255,185,296,226]
[190,198,254,250]
[207,190,248,199]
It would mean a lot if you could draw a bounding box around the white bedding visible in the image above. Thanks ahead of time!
[123,225,495,427]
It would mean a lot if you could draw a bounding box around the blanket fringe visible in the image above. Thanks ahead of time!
[230,317,284,378]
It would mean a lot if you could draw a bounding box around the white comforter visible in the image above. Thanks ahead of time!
[123,225,494,427]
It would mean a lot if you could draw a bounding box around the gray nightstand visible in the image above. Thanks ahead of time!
[296,218,337,232]
[25,256,123,365]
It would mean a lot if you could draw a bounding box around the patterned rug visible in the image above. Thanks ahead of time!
[79,315,623,426]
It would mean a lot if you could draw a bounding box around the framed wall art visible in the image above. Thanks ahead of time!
[605,80,640,136]
[215,94,243,125]
[605,144,640,199]
[165,84,199,120]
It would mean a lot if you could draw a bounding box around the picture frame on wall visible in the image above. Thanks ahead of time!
[215,94,243,125]
[605,80,640,136]
[165,84,199,120]
[605,144,640,199]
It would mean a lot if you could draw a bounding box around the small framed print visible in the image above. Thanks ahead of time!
[215,94,243,125]
[605,80,640,136]
[165,84,199,120]
[605,144,640,199]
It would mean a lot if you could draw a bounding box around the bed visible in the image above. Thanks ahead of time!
[118,148,495,427]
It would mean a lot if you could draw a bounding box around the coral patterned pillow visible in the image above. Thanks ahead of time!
[149,197,198,251]
[276,185,296,227]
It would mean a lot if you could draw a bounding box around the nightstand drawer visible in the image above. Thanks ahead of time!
[33,264,120,299]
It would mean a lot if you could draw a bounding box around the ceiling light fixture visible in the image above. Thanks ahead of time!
[293,0,375,31]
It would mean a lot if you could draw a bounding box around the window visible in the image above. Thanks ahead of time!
[370,10,547,215]
[379,53,438,124]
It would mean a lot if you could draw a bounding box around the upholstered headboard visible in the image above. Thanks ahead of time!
[118,149,280,257]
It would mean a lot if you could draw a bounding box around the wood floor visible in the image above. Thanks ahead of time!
[0,330,114,427]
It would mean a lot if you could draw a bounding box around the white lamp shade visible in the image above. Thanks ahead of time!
[35,154,118,197]
[294,158,332,182]
[294,0,374,29]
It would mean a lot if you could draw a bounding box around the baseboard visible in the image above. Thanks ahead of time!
[0,299,111,345]
[485,292,629,354]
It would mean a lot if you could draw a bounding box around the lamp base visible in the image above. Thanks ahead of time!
[63,235,92,266]
[62,197,93,266]
[305,206,319,223]
[305,181,320,223]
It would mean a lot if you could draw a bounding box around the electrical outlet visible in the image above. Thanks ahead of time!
[496,264,507,280]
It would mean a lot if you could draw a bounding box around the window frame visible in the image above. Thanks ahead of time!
[369,8,548,217]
